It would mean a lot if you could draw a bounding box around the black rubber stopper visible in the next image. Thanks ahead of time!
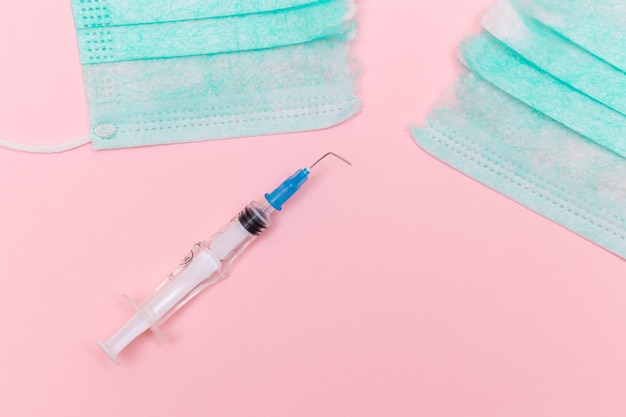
[238,205,267,236]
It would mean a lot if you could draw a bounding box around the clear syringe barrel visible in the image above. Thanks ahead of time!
[96,200,273,364]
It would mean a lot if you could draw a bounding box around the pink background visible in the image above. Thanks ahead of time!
[2,1,626,416]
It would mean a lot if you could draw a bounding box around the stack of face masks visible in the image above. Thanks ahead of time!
[413,0,626,258]
[70,0,359,149]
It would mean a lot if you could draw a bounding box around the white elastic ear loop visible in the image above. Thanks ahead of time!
[0,134,92,153]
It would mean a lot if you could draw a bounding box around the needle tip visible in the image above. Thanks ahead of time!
[309,152,352,170]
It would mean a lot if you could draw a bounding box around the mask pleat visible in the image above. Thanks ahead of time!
[72,0,322,29]
[76,0,354,64]
[510,0,626,73]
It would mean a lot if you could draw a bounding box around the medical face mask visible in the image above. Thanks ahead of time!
[1,0,359,152]
[74,0,358,150]
[460,33,626,158]
[511,0,626,72]
[413,73,626,259]
[483,0,626,117]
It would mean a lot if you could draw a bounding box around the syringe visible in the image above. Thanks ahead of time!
[96,153,351,364]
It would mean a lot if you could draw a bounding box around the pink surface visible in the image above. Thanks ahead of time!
[2,1,626,416]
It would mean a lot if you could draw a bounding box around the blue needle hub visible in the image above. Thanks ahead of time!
[265,168,310,211]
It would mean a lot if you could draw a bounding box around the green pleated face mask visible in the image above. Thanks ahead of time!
[413,0,626,259]
[414,73,626,259]
[69,0,359,150]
